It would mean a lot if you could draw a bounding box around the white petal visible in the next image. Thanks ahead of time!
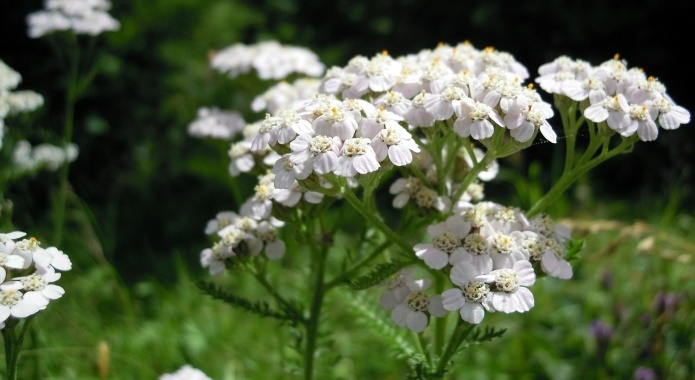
[460,302,485,324]
[391,304,410,327]
[406,311,428,333]
[441,288,466,311]
[428,295,448,317]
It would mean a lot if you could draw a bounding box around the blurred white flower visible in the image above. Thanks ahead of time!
[159,364,212,380]
[211,41,324,80]
[27,0,120,38]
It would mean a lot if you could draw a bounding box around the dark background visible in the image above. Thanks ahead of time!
[2,0,693,283]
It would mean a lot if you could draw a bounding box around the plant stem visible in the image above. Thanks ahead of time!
[54,37,80,246]
[2,317,34,380]
[528,134,638,217]
[325,176,413,254]
[435,319,474,374]
[304,220,327,380]
[324,240,392,289]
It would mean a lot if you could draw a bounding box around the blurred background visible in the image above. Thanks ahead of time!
[1,0,693,379]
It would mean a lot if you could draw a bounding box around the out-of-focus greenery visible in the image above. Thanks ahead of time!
[1,0,694,379]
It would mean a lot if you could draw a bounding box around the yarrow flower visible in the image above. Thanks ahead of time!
[187,107,246,140]
[210,41,325,80]
[159,364,212,380]
[537,55,690,142]
[27,0,121,38]
[0,232,71,329]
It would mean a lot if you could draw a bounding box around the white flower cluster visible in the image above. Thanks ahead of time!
[0,231,71,329]
[12,140,79,173]
[159,364,212,380]
[537,55,691,141]
[380,205,572,332]
[27,0,120,38]
[1,60,45,150]
[201,193,292,275]
[252,78,322,114]
[187,107,246,140]
[210,41,326,80]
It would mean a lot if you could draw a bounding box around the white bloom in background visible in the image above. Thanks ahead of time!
[379,268,417,310]
[475,260,535,313]
[442,259,494,324]
[0,61,22,91]
[159,364,212,380]
[5,91,44,115]
[414,215,471,270]
[240,173,277,220]
[204,211,241,235]
[12,141,79,172]
[211,41,324,80]
[27,0,120,38]
[254,221,285,260]
[388,176,423,208]
[252,78,321,114]
[334,137,380,177]
[187,107,245,140]
[540,237,573,279]
[274,181,323,207]
[227,141,255,177]
[200,241,231,276]
[390,279,447,333]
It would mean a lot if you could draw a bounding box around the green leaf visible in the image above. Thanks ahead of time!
[196,280,296,322]
[346,260,414,290]
[565,238,585,261]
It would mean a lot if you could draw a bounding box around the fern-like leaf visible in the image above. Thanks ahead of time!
[197,280,295,322]
[347,259,414,290]
[466,325,507,345]
[341,290,422,362]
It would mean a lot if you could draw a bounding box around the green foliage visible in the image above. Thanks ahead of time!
[196,280,297,323]
[346,260,414,290]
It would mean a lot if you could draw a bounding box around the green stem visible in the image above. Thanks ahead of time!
[2,317,35,380]
[324,240,392,289]
[528,134,638,217]
[54,37,81,246]
[435,318,474,373]
[325,176,412,254]
[304,221,327,380]
[250,268,305,323]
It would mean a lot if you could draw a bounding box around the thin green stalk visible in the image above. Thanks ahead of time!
[250,268,305,323]
[326,176,412,254]
[304,220,328,380]
[528,134,638,216]
[54,37,81,246]
[435,318,474,373]
[324,240,392,289]
[2,317,35,380]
